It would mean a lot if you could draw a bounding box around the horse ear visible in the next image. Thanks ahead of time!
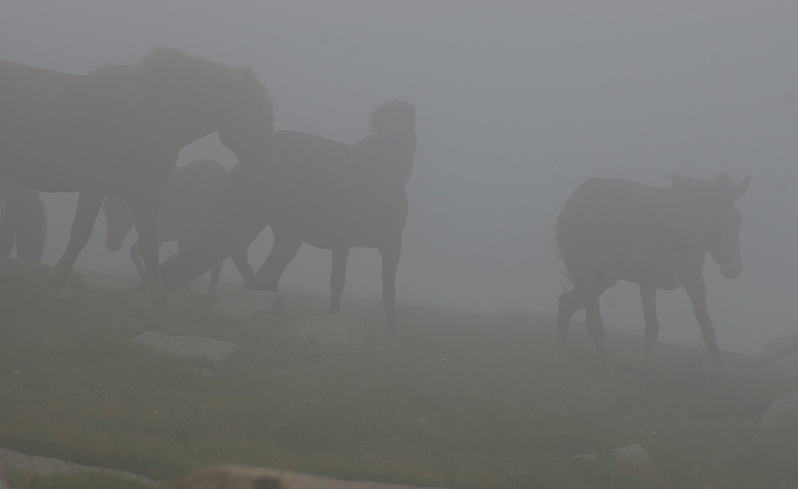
[731,175,751,200]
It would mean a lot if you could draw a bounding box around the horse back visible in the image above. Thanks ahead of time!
[557,177,697,289]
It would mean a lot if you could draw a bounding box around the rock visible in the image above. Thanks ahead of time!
[758,331,798,364]
[0,447,163,487]
[132,332,239,362]
[175,464,447,489]
[213,290,284,319]
[762,391,798,426]
[574,454,597,462]
[279,309,373,352]
[609,444,653,472]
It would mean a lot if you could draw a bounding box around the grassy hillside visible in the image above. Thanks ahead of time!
[1,262,797,488]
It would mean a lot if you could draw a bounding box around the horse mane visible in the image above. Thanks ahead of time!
[369,100,415,136]
[93,47,271,114]
[356,100,416,183]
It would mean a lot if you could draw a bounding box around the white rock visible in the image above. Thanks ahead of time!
[280,309,373,352]
[175,464,446,489]
[609,444,653,471]
[574,454,597,462]
[0,447,163,487]
[758,331,798,364]
[133,332,239,363]
[762,391,798,426]
[212,290,284,319]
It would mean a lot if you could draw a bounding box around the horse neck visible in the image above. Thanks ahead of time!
[357,132,416,182]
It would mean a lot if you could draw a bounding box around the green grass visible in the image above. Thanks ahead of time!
[1,264,797,488]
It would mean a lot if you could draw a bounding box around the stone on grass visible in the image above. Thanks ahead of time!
[759,331,798,363]
[212,290,284,319]
[0,447,163,487]
[280,309,373,353]
[762,391,798,426]
[609,444,653,472]
[132,332,239,363]
[175,464,447,489]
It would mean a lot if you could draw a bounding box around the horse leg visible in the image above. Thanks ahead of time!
[207,256,223,300]
[49,190,105,299]
[252,231,301,291]
[553,287,582,367]
[684,276,724,371]
[329,247,349,314]
[230,241,256,289]
[128,195,171,306]
[176,241,193,294]
[584,295,608,369]
[379,242,401,334]
[637,284,659,364]
[129,241,147,290]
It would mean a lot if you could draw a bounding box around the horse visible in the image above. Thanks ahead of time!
[161,101,416,332]
[553,173,750,370]
[0,175,46,262]
[103,159,236,299]
[0,47,278,302]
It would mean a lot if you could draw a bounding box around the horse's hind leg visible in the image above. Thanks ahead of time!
[330,247,349,314]
[379,242,401,334]
[49,190,105,299]
[252,231,301,291]
[552,286,582,367]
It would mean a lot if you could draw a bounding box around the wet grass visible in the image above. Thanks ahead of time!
[1,266,797,488]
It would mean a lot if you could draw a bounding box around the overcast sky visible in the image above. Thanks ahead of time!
[2,1,797,353]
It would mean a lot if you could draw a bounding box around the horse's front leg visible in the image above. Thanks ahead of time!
[329,247,349,314]
[49,190,105,299]
[637,284,659,364]
[379,241,401,334]
[129,195,173,306]
[684,275,725,371]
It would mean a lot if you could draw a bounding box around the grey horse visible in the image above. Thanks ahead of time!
[554,174,750,370]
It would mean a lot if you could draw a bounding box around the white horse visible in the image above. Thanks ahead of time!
[554,174,750,370]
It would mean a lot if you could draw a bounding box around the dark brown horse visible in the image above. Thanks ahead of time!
[554,174,750,370]
[103,159,232,298]
[0,175,46,262]
[162,101,416,332]
[0,48,277,301]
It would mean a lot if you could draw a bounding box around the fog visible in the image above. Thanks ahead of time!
[2,1,797,354]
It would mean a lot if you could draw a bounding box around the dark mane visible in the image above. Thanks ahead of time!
[369,100,415,136]
[92,47,272,113]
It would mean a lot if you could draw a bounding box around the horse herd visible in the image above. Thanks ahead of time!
[0,48,750,370]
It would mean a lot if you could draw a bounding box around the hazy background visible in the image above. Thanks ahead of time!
[1,1,796,354]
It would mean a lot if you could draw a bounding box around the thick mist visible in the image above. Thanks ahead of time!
[2,1,797,353]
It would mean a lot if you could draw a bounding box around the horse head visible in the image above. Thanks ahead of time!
[673,173,750,279]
